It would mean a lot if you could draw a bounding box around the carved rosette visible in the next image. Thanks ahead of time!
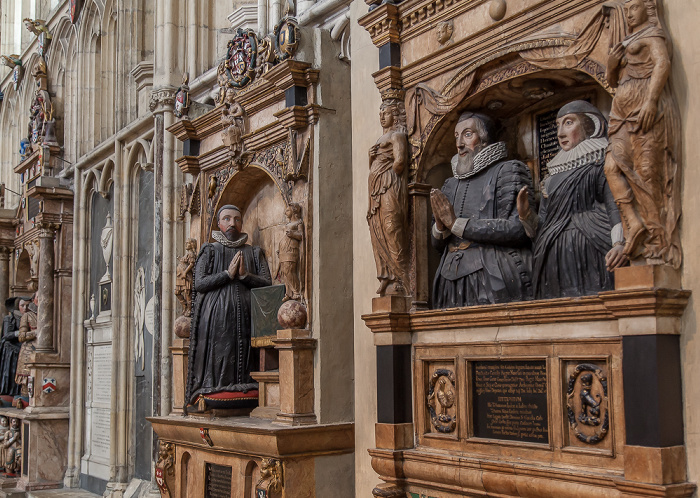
[566,363,609,444]
[257,458,283,494]
[427,368,457,433]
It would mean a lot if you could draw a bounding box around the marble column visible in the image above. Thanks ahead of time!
[0,247,11,310]
[36,222,58,353]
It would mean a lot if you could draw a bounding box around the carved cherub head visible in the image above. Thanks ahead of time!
[224,87,236,105]
[185,238,197,252]
[285,203,302,221]
[436,21,454,45]
[0,417,8,428]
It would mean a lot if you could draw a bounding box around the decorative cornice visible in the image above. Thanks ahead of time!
[363,289,691,333]
[358,3,401,47]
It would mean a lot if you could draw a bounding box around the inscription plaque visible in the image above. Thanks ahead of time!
[206,463,232,498]
[92,345,112,404]
[472,360,549,444]
[536,109,560,180]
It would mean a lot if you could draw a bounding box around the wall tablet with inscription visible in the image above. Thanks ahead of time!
[472,360,548,444]
[206,463,233,497]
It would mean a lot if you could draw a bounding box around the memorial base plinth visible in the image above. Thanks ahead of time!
[363,283,695,498]
[148,415,353,497]
[0,407,68,492]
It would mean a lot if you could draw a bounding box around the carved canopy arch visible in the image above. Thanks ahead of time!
[411,48,612,185]
[207,163,287,241]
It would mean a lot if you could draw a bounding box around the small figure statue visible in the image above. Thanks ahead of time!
[221,88,247,167]
[174,72,190,119]
[15,293,37,399]
[2,418,21,476]
[175,238,197,316]
[367,90,410,296]
[0,416,8,471]
[604,0,681,268]
[517,101,627,299]
[430,112,534,308]
[0,297,24,397]
[578,373,602,426]
[134,267,146,371]
[215,65,229,105]
[185,205,271,412]
[277,204,304,302]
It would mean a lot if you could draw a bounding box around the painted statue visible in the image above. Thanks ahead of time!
[604,0,681,268]
[277,203,304,302]
[185,205,271,412]
[15,293,37,397]
[430,112,534,308]
[0,298,25,396]
[222,88,245,158]
[2,418,21,475]
[367,92,409,296]
[517,101,627,299]
[175,238,197,316]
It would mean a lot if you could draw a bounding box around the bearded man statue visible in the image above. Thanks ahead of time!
[430,112,534,308]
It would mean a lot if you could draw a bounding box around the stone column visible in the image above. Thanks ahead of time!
[36,222,58,353]
[0,247,11,310]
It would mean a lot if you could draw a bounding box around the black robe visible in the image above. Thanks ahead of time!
[532,158,621,299]
[185,240,271,406]
[432,160,533,308]
[0,312,21,396]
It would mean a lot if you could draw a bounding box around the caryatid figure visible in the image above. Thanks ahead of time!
[367,90,409,297]
[604,0,682,268]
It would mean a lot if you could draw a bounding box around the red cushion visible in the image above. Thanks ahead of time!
[202,390,259,400]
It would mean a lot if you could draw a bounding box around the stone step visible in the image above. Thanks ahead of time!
[27,489,100,498]
[0,489,24,498]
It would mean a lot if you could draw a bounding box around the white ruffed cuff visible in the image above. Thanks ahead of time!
[611,222,624,245]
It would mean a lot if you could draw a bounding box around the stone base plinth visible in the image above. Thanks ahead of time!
[170,338,189,415]
[148,415,354,497]
[363,286,695,498]
[0,407,68,491]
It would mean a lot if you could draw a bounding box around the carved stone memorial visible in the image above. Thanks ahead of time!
[185,205,271,412]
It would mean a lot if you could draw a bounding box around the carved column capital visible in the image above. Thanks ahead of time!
[149,87,178,115]
[0,246,12,258]
[36,222,60,238]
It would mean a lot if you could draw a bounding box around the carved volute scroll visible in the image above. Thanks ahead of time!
[367,88,410,298]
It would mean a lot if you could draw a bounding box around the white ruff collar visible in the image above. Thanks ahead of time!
[212,231,248,248]
[547,137,608,176]
[451,141,508,179]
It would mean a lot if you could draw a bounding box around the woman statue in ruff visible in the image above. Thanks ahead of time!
[518,101,627,299]
[367,90,409,296]
[604,0,681,268]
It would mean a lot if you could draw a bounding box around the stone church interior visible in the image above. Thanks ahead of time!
[0,0,698,496]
